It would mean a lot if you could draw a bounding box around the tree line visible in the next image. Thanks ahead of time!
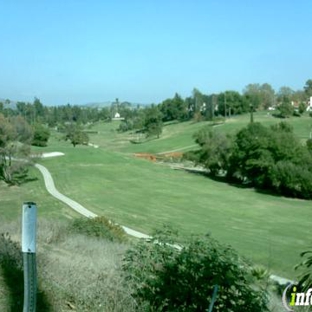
[1,79,312,184]
[186,121,312,199]
[1,79,312,141]
[118,79,312,138]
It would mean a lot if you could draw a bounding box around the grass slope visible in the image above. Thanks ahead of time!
[2,111,312,280]
[0,166,80,222]
[36,141,312,279]
[88,111,312,154]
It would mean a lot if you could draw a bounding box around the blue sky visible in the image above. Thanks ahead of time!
[0,1,311,105]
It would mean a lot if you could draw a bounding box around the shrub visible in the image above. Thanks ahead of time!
[0,219,137,312]
[295,248,312,291]
[68,216,127,242]
[118,119,134,132]
[32,123,50,147]
[193,127,232,175]
[226,122,312,198]
[212,116,225,125]
[269,161,312,198]
[123,227,269,311]
[0,233,24,311]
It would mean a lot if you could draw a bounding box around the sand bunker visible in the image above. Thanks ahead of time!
[41,152,65,158]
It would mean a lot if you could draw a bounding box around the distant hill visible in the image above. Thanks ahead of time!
[82,101,149,109]
[0,97,149,109]
[83,101,112,108]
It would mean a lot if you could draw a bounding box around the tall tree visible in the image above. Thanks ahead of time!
[260,83,275,109]
[243,83,262,109]
[243,83,275,109]
[159,93,187,122]
[192,88,204,114]
[277,86,294,101]
[144,106,163,139]
[304,79,312,98]
[192,127,233,175]
[278,95,293,118]
[33,97,45,123]
[218,91,248,116]
[64,123,89,147]
[0,114,33,184]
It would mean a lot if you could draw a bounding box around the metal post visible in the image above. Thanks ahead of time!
[22,202,37,312]
[207,284,219,312]
[212,95,215,120]
[250,104,254,123]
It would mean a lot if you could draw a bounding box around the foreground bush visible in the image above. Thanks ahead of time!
[0,219,137,312]
[123,228,269,311]
[68,216,127,242]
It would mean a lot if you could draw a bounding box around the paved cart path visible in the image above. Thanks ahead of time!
[34,162,294,286]
[35,163,150,239]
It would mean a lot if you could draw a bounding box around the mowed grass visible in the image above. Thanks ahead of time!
[37,144,312,279]
[89,119,211,153]
[2,111,312,280]
[88,111,312,154]
[0,166,80,222]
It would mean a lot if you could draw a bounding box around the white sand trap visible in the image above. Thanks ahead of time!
[41,152,65,158]
[88,143,99,148]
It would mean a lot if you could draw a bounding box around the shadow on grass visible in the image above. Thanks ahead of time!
[7,176,38,187]
[22,176,39,184]
[253,187,286,199]
[163,120,180,126]
[0,233,52,312]
[182,167,285,198]
[184,169,250,188]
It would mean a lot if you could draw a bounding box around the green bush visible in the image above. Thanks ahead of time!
[226,122,312,198]
[193,127,232,175]
[32,123,50,147]
[118,119,134,132]
[123,227,269,311]
[296,247,312,291]
[269,161,312,198]
[68,216,127,242]
[212,116,225,125]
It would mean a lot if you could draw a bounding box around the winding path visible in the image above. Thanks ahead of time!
[34,162,293,286]
[35,163,150,239]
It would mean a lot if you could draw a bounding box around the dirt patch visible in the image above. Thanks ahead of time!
[161,152,183,158]
[134,152,183,162]
[133,153,156,162]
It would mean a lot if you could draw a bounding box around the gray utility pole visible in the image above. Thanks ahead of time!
[250,104,254,123]
[212,95,216,119]
[22,202,37,312]
[224,93,227,118]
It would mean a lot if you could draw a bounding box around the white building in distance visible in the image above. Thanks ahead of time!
[112,112,125,121]
[306,96,312,111]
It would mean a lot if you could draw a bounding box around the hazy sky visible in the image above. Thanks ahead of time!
[0,1,311,105]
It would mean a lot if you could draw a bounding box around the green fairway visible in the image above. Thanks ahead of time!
[2,111,312,280]
[35,143,312,279]
[0,166,79,222]
[88,111,312,154]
